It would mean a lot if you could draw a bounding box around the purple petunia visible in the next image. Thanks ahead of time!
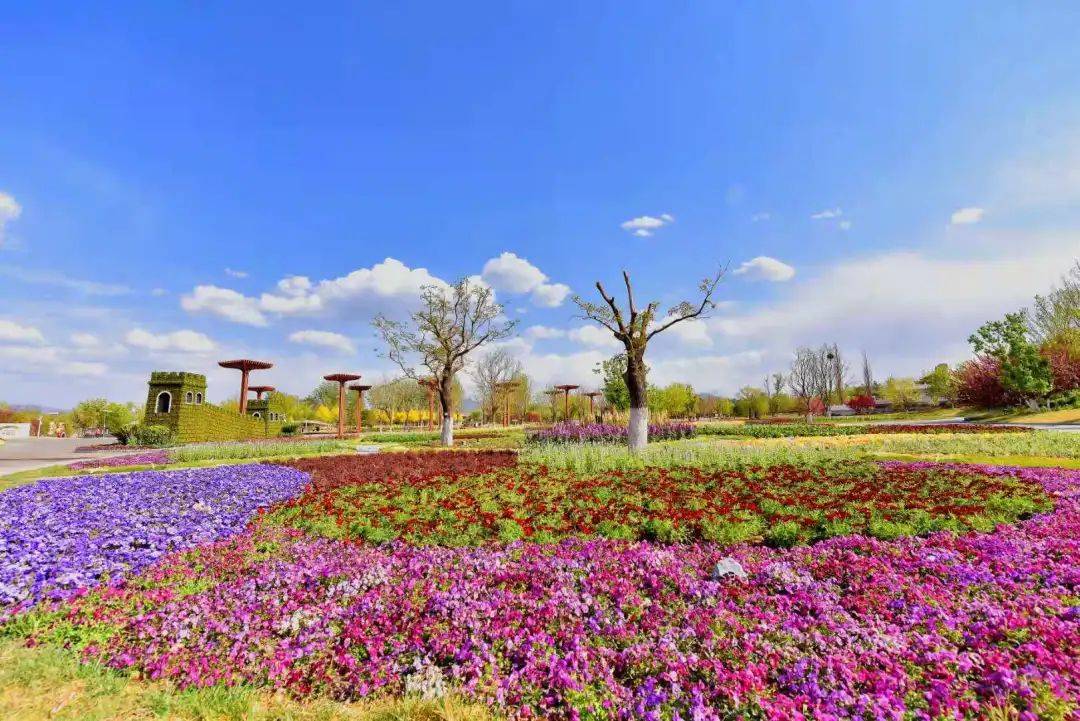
[0,464,309,615]
[530,421,696,444]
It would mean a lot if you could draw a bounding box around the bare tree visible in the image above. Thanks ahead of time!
[788,346,834,422]
[469,348,522,424]
[827,344,849,404]
[771,372,785,397]
[574,268,724,450]
[374,279,516,445]
[861,351,874,396]
[1028,259,1080,343]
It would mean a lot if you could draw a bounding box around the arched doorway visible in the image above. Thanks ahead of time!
[155,391,172,414]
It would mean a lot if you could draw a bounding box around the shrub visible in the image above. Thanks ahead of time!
[131,424,175,447]
[280,423,299,436]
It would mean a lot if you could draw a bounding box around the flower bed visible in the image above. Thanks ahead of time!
[67,450,170,470]
[0,464,309,615]
[18,464,1080,719]
[702,422,1030,439]
[266,453,1050,546]
[528,422,695,444]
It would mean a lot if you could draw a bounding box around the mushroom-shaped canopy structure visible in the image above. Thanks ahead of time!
[248,385,276,400]
[348,383,374,434]
[323,373,361,438]
[554,384,580,421]
[582,391,604,419]
[218,359,273,414]
[494,380,520,426]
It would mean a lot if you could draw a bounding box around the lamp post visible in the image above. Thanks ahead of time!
[418,378,439,431]
[218,359,273,414]
[554,384,580,422]
[323,373,361,439]
[494,380,519,426]
[349,383,372,435]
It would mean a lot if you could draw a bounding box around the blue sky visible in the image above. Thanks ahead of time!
[2,3,1080,407]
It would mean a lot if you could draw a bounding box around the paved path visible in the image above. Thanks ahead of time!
[867,418,1080,433]
[0,437,142,476]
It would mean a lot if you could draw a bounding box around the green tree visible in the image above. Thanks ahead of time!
[735,386,769,419]
[70,398,109,431]
[659,382,698,418]
[969,312,1053,404]
[594,353,633,411]
[881,377,920,410]
[919,363,957,405]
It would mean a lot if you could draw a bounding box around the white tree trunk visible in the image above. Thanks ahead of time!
[628,406,649,452]
[441,413,454,446]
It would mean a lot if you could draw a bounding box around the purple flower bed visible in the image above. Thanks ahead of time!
[68,451,170,470]
[26,463,1079,718]
[530,421,696,444]
[0,464,309,615]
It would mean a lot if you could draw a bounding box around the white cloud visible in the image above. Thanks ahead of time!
[620,214,675,237]
[481,252,548,293]
[0,320,45,344]
[125,328,216,353]
[661,318,713,348]
[288,330,355,354]
[225,268,249,278]
[839,220,852,231]
[481,252,570,307]
[276,275,313,297]
[950,207,985,225]
[531,282,570,307]
[70,332,100,347]
[732,256,796,282]
[0,345,108,378]
[751,212,771,222]
[811,208,843,220]
[0,266,130,296]
[567,325,622,350]
[151,288,168,297]
[0,191,22,246]
[181,285,268,326]
[525,325,566,340]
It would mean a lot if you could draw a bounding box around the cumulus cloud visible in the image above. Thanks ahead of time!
[288,329,355,354]
[0,344,107,377]
[481,252,570,307]
[225,268,249,278]
[950,207,985,225]
[620,213,675,237]
[181,285,268,326]
[70,332,100,347]
[732,256,796,282]
[567,325,621,349]
[525,325,566,340]
[0,320,45,344]
[125,328,216,353]
[661,318,713,348]
[811,207,843,220]
[0,191,22,247]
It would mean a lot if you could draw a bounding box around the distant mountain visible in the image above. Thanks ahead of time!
[8,404,67,414]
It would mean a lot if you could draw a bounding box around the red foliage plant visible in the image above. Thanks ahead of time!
[1043,342,1080,392]
[955,355,1016,408]
[846,395,876,414]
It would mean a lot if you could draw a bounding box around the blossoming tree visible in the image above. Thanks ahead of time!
[573,269,724,451]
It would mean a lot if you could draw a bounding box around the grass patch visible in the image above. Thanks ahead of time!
[0,638,495,721]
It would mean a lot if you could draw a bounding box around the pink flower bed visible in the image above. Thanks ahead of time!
[68,451,170,470]
[21,463,1080,719]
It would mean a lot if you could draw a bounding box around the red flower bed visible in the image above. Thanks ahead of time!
[266,454,1049,547]
[863,423,1027,434]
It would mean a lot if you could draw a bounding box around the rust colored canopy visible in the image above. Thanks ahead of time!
[348,383,373,392]
[219,359,273,372]
[219,359,273,414]
[324,373,361,384]
[248,385,276,399]
[554,384,580,392]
